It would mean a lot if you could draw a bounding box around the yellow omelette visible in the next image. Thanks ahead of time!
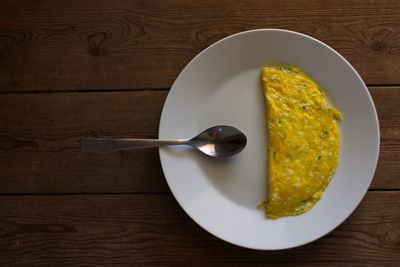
[261,66,342,218]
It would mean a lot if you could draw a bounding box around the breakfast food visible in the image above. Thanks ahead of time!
[261,65,342,218]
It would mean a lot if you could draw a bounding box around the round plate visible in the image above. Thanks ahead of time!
[158,29,379,250]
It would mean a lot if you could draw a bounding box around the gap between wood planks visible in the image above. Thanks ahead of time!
[0,189,397,197]
[0,88,169,95]
[0,84,399,95]
[0,192,172,196]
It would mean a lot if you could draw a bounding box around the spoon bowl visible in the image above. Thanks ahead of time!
[188,126,247,157]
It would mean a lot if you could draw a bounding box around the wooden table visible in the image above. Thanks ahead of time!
[0,1,399,265]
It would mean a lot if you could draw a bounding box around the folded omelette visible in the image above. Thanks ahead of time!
[261,66,342,218]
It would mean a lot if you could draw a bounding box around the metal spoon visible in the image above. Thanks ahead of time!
[80,125,247,158]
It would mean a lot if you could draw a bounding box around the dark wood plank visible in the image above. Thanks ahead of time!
[370,87,400,189]
[0,87,398,193]
[0,91,169,194]
[1,0,400,92]
[0,192,398,266]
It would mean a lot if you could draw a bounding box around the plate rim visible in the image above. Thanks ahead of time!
[158,28,380,250]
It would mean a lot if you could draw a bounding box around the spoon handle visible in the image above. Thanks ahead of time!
[80,138,188,152]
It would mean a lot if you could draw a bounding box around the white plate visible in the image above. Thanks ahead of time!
[158,29,379,250]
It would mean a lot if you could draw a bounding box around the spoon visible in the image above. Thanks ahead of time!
[80,125,247,158]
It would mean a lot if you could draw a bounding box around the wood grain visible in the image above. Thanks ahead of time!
[0,87,398,194]
[1,0,400,92]
[0,91,169,194]
[0,192,398,266]
[370,87,400,189]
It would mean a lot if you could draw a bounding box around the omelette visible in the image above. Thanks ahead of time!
[261,66,342,218]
